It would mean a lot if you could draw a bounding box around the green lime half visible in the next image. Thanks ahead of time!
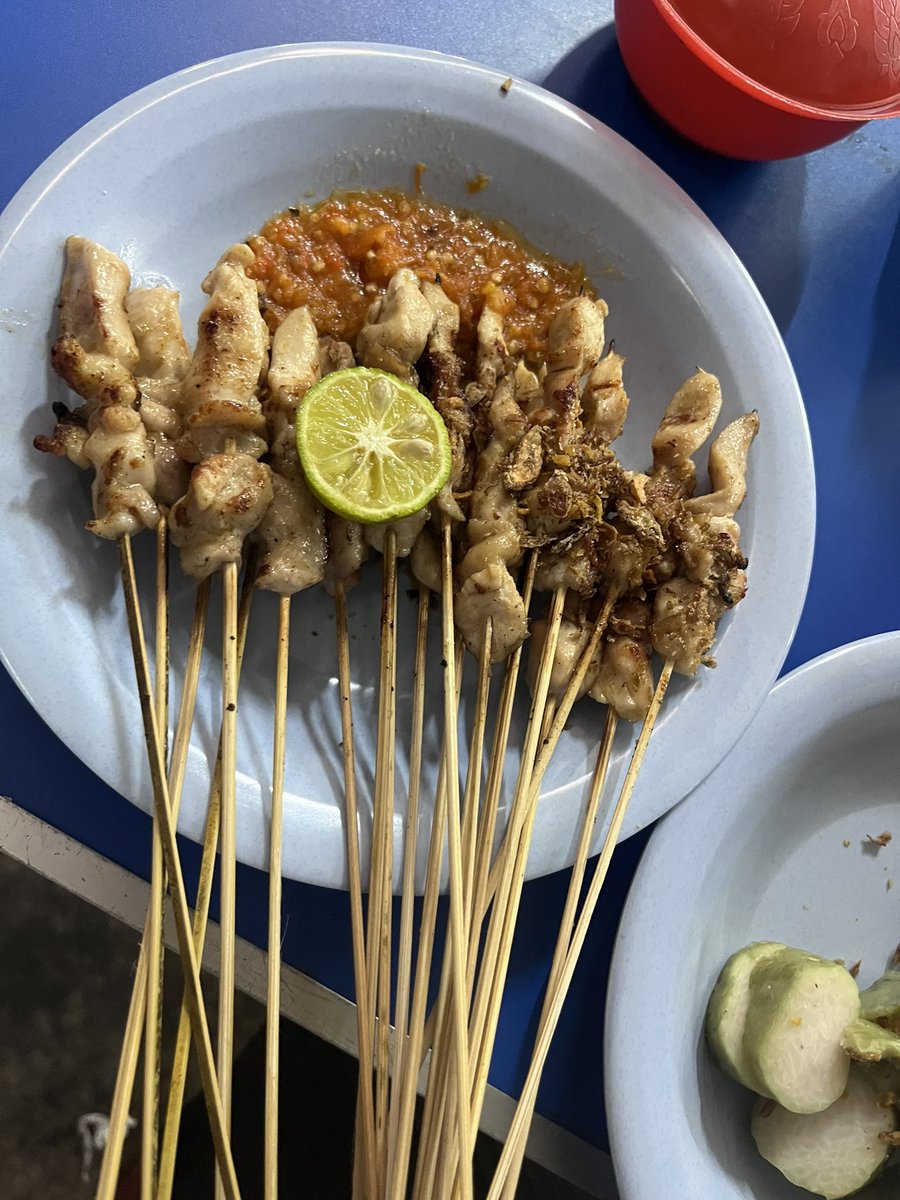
[295,366,451,524]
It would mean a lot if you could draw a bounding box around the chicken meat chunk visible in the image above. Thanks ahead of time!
[650,369,722,497]
[36,239,161,539]
[56,236,139,369]
[177,244,269,462]
[256,307,327,595]
[126,287,192,507]
[685,412,759,519]
[455,562,528,664]
[170,453,273,580]
[650,576,716,676]
[421,279,473,492]
[589,598,654,722]
[355,267,434,385]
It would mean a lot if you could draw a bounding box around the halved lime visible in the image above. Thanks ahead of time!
[296,367,451,524]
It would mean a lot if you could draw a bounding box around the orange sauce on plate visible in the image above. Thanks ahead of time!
[246,189,591,361]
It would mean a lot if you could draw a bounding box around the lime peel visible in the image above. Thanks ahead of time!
[296,366,451,524]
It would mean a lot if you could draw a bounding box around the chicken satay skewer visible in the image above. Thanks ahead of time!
[252,307,331,1200]
[161,243,272,1200]
[156,561,256,1200]
[126,284,192,1200]
[32,239,236,1197]
[119,534,242,1200]
[334,580,379,1200]
[94,581,210,1200]
[487,659,674,1200]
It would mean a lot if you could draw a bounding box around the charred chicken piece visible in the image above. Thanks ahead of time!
[421,278,474,494]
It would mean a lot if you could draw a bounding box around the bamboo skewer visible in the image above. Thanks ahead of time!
[264,594,291,1200]
[117,536,241,1200]
[94,578,209,1200]
[386,585,430,1188]
[214,556,240,1200]
[416,558,539,1200]
[469,591,618,1139]
[499,707,619,1200]
[364,529,399,1187]
[436,510,474,1200]
[156,558,256,1200]
[388,641,464,1200]
[461,619,493,921]
[143,515,169,1199]
[335,582,379,1200]
[412,615,494,1200]
[486,661,674,1200]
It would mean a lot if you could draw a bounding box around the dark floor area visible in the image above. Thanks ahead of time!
[1,850,591,1199]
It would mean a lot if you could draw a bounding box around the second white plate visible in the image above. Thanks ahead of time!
[607,631,900,1200]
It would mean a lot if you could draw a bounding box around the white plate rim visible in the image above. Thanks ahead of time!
[0,42,816,886]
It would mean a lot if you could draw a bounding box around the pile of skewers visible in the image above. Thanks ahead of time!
[34,211,757,1199]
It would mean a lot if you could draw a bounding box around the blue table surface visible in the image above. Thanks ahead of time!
[3,0,900,1158]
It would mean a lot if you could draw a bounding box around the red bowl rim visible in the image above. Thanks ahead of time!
[649,0,900,119]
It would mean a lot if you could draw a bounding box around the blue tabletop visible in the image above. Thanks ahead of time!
[3,0,900,1159]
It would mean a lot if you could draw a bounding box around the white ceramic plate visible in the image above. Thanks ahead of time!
[0,44,814,887]
[606,631,900,1199]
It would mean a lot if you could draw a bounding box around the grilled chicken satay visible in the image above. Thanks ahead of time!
[581,366,722,603]
[176,244,269,463]
[421,279,473,495]
[254,307,328,594]
[454,315,529,663]
[170,245,274,579]
[34,237,160,540]
[526,347,629,694]
[125,286,192,507]
[356,267,437,558]
[523,298,612,587]
[529,296,608,447]
[651,410,759,674]
[169,454,274,580]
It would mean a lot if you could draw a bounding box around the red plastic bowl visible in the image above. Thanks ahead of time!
[615,0,900,159]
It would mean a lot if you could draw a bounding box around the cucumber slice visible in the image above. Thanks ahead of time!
[751,1067,896,1199]
[744,948,860,1113]
[859,971,900,1033]
[842,1018,900,1063]
[705,941,787,1090]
